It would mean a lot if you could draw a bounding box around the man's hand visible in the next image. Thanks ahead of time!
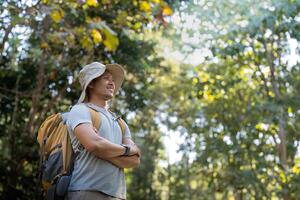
[128,144,141,157]
[105,138,141,169]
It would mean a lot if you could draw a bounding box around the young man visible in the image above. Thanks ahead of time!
[66,62,141,200]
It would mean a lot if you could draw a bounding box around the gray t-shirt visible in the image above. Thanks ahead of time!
[66,103,131,199]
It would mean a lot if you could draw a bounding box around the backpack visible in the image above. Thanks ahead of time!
[37,106,126,200]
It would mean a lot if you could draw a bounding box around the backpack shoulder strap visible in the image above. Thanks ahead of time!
[117,118,126,136]
[88,108,101,130]
[107,109,126,136]
[86,106,126,136]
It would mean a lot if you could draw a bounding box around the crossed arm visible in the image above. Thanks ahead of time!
[74,123,140,169]
[107,138,140,168]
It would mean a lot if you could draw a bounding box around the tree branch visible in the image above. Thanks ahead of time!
[250,40,271,99]
[0,24,13,55]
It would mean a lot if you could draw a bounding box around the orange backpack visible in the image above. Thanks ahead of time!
[37,107,126,199]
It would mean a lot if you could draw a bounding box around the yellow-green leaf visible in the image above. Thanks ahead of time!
[192,77,198,85]
[162,5,173,16]
[102,28,119,51]
[101,0,110,4]
[116,11,128,26]
[292,165,300,175]
[140,1,151,12]
[80,35,93,50]
[132,22,142,30]
[50,10,64,23]
[86,0,98,7]
[151,0,161,3]
[91,29,102,44]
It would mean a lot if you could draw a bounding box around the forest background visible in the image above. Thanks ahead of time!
[1,0,300,199]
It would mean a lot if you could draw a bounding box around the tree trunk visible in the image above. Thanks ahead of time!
[234,190,242,200]
[263,38,290,200]
[184,153,192,200]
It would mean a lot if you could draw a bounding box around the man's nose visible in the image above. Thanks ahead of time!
[108,79,115,86]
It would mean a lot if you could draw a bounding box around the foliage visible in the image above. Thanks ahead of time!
[162,0,300,199]
[1,0,300,199]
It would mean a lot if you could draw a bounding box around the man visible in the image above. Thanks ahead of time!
[66,62,141,200]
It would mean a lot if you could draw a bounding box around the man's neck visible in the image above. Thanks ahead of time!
[88,98,108,110]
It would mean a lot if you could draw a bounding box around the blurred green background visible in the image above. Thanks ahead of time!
[1,0,300,199]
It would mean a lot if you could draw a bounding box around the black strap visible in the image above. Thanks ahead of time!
[67,150,79,175]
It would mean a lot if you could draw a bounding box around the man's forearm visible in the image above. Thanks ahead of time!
[106,155,140,169]
[89,136,126,159]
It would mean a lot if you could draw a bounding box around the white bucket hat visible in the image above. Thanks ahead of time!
[77,62,125,103]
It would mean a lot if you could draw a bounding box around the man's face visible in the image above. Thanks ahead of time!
[89,71,115,100]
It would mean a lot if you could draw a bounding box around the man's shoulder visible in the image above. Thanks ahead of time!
[70,103,88,112]
[67,103,92,127]
[68,103,90,118]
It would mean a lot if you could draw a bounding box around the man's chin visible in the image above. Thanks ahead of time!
[103,94,114,100]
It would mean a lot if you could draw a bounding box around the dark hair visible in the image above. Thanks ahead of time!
[85,87,90,102]
[84,79,96,102]
[85,74,105,101]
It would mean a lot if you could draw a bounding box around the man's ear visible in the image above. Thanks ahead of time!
[88,82,94,88]
[88,78,97,89]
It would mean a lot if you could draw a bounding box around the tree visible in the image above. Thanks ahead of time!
[157,0,300,199]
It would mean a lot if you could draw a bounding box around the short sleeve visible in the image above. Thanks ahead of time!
[123,122,132,139]
[67,103,92,131]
